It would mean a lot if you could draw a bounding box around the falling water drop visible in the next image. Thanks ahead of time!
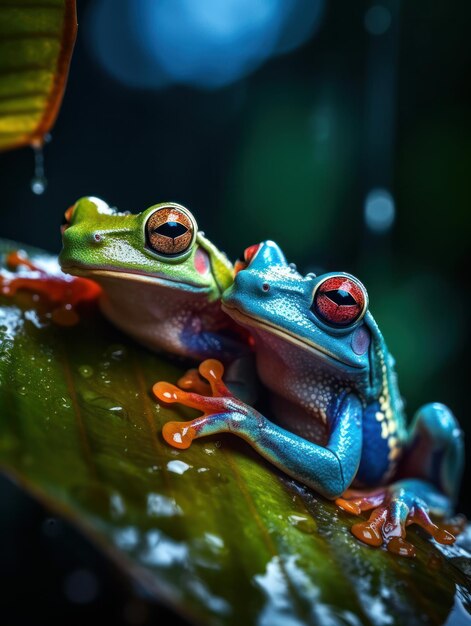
[30,141,48,195]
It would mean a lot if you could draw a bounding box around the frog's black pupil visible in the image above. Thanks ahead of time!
[154,221,188,239]
[324,289,357,306]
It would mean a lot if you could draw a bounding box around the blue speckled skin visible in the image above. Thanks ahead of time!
[202,241,464,507]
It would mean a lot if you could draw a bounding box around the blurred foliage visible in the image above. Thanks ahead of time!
[222,83,357,261]
[0,0,76,151]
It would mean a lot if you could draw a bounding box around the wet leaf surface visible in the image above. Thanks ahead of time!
[0,239,470,626]
[0,0,76,151]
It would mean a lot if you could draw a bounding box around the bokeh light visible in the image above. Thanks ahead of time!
[364,5,392,36]
[364,188,395,233]
[87,0,324,89]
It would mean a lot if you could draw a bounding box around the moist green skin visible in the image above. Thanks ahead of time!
[59,197,247,362]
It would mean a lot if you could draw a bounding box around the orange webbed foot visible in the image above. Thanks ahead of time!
[1,249,101,326]
[154,359,246,450]
[336,484,457,558]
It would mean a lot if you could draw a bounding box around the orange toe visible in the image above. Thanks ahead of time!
[153,381,184,403]
[336,498,361,516]
[432,527,456,545]
[199,359,224,382]
[351,521,383,547]
[177,369,211,395]
[387,537,416,558]
[162,421,196,449]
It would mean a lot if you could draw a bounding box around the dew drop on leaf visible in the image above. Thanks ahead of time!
[30,143,48,195]
[78,365,94,379]
[287,514,317,534]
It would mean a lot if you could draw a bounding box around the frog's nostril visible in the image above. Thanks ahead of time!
[262,282,270,292]
[93,233,103,243]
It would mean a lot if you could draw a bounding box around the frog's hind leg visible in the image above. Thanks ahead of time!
[337,402,465,557]
[337,479,456,557]
[397,403,464,505]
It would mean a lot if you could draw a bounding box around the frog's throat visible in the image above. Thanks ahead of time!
[62,266,212,293]
[222,303,365,371]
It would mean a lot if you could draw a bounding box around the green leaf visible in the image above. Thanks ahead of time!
[0,239,470,625]
[0,0,77,151]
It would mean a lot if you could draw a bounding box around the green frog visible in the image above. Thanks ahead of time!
[59,196,249,363]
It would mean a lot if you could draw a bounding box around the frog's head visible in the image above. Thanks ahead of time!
[59,197,233,298]
[222,241,374,373]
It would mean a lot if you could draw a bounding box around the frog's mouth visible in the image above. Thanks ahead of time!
[222,303,365,370]
[62,265,212,293]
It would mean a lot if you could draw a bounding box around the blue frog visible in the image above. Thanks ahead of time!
[154,241,465,556]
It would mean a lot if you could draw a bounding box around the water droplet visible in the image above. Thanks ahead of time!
[18,386,28,396]
[287,514,317,534]
[80,390,128,419]
[110,492,125,518]
[57,396,71,409]
[30,144,48,195]
[167,460,192,475]
[31,176,47,195]
[105,344,127,361]
[147,493,182,517]
[79,365,94,379]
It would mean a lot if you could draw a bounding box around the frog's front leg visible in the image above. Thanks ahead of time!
[397,403,464,504]
[177,354,258,402]
[153,359,363,499]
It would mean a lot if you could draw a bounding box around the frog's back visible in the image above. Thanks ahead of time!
[355,319,408,487]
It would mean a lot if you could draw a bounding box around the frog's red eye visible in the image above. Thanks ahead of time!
[312,275,367,327]
[234,243,262,274]
[146,205,197,257]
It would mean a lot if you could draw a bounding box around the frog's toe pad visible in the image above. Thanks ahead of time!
[430,527,455,545]
[177,369,211,395]
[162,421,196,449]
[387,537,416,557]
[153,381,184,403]
[351,519,383,547]
[336,497,362,516]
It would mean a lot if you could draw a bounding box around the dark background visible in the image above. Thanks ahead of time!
[1,0,470,623]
